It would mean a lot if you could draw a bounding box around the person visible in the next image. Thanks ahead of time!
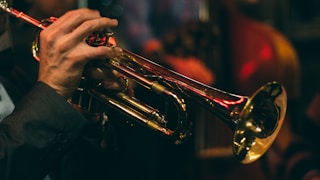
[117,0,215,85]
[0,6,125,180]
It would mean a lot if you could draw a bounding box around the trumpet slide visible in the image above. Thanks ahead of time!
[0,1,287,164]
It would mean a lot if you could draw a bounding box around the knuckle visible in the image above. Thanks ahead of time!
[40,30,53,46]
[66,10,83,19]
[55,40,69,53]
[81,20,95,30]
[66,8,100,18]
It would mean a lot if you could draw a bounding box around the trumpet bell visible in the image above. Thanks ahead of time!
[233,81,286,163]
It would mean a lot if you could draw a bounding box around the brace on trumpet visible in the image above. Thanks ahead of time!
[0,1,287,164]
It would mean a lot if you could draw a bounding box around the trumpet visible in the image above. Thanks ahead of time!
[0,1,287,164]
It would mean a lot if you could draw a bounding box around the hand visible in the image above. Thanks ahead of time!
[87,65,135,97]
[37,8,123,98]
[101,72,135,97]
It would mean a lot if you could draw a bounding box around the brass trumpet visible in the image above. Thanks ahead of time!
[0,1,287,164]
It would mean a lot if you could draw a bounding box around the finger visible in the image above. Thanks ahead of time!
[47,9,116,36]
[87,65,116,80]
[39,9,105,51]
[75,45,122,63]
[69,17,118,43]
[102,76,128,92]
[102,79,121,91]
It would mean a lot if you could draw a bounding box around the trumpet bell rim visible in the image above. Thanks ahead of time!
[232,81,287,164]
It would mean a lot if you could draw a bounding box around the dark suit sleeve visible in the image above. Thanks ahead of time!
[0,82,88,180]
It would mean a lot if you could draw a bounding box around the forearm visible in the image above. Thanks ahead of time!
[0,82,88,180]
